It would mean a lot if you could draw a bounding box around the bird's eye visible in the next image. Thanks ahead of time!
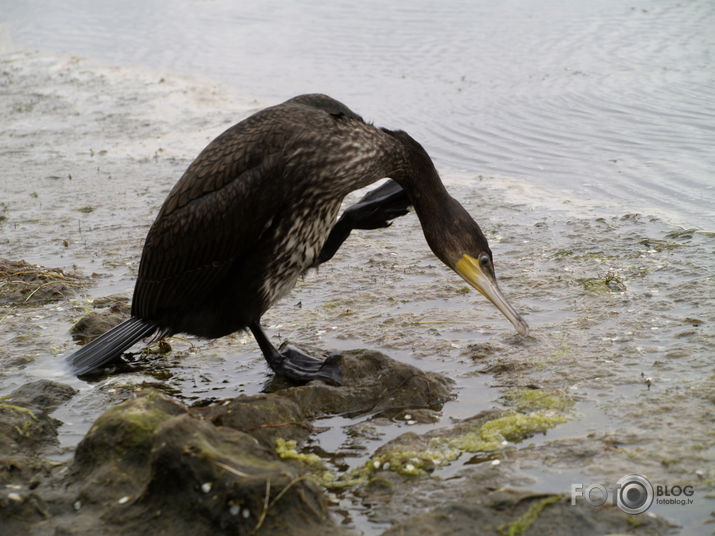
[479,254,490,268]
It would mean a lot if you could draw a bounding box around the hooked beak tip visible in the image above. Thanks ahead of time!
[455,255,529,337]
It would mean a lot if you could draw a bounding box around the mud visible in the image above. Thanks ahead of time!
[0,50,713,534]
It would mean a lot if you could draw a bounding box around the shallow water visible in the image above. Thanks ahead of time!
[1,2,714,533]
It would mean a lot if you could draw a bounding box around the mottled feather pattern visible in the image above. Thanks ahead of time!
[131,94,405,335]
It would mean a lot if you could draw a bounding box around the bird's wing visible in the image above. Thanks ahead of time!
[131,123,287,320]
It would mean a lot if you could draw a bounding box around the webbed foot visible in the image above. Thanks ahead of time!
[343,179,409,230]
[271,345,342,385]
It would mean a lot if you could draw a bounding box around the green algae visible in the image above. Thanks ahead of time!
[275,409,569,488]
[2,402,41,439]
[504,388,573,413]
[448,412,568,453]
[640,238,685,251]
[83,390,178,454]
[553,249,573,257]
[275,438,324,468]
[0,403,38,420]
[577,273,626,294]
[498,495,561,536]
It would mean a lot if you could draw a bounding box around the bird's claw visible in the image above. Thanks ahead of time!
[272,345,342,385]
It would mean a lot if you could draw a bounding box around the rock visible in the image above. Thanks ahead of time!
[60,390,342,536]
[348,406,676,535]
[278,349,454,419]
[7,380,78,413]
[380,490,675,535]
[199,393,312,449]
[0,349,455,535]
[0,380,77,456]
[0,381,78,533]
[70,295,130,344]
[127,414,329,535]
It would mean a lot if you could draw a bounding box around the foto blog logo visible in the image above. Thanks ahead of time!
[571,474,695,514]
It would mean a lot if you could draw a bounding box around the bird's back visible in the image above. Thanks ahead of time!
[130,94,395,336]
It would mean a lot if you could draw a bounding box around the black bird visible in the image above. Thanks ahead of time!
[67,94,529,384]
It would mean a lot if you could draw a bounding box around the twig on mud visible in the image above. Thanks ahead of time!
[253,475,312,534]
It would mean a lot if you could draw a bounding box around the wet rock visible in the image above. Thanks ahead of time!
[0,259,84,305]
[60,390,342,536]
[1,350,453,534]
[199,393,312,449]
[0,455,52,488]
[0,380,77,456]
[70,295,130,344]
[350,406,675,535]
[7,379,78,413]
[380,490,675,535]
[278,348,454,419]
[0,381,77,532]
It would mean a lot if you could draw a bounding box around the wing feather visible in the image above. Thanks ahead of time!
[131,135,285,320]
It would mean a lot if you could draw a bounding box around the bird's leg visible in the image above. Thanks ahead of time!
[318,179,411,264]
[249,322,342,385]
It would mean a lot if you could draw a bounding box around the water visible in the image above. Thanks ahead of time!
[2,0,714,228]
[1,2,714,533]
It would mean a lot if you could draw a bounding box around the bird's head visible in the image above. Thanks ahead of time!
[385,128,529,337]
[423,196,529,337]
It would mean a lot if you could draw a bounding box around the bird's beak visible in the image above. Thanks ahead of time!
[455,254,530,336]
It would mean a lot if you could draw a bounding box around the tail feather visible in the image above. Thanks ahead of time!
[66,317,157,375]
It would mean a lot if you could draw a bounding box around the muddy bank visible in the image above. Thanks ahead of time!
[0,351,453,535]
[0,370,675,535]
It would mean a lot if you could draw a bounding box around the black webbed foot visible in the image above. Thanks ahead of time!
[270,345,342,385]
[319,180,410,264]
[342,179,410,230]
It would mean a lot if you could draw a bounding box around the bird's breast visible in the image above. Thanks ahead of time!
[257,195,342,309]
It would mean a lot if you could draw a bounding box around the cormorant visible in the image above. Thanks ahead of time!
[67,94,529,384]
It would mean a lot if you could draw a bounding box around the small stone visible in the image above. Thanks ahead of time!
[383,462,391,470]
[407,420,416,425]
[201,482,212,493]
[73,500,82,511]
[491,459,500,466]
[229,505,240,516]
[405,463,415,472]
[242,508,251,519]
[8,493,22,502]
[403,414,412,420]
[117,496,130,504]
[373,460,381,469]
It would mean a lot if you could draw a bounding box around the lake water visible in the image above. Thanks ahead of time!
[3,0,714,228]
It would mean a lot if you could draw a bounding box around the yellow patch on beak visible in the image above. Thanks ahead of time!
[455,255,529,336]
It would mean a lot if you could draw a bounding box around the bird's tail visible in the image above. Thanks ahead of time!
[66,317,157,375]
